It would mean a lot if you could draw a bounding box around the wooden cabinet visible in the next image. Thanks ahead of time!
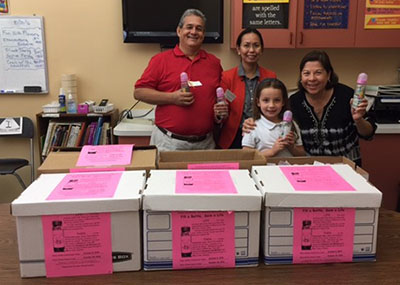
[36,109,119,163]
[355,0,400,47]
[231,0,400,49]
[231,0,298,48]
[360,134,400,211]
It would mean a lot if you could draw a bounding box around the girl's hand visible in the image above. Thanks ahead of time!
[350,98,368,122]
[242,118,256,134]
[284,131,296,148]
[271,137,287,155]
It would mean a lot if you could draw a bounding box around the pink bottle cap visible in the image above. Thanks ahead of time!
[357,73,368,84]
[216,87,224,99]
[180,72,188,82]
[283,110,292,122]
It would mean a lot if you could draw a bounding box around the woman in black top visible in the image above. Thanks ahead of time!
[289,50,376,166]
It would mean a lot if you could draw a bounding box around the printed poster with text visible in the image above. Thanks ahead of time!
[76,144,134,167]
[293,208,355,264]
[42,213,112,277]
[46,172,122,200]
[280,165,356,192]
[171,211,236,270]
[365,0,400,29]
[175,171,237,194]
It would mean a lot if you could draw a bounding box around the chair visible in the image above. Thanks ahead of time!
[0,117,35,189]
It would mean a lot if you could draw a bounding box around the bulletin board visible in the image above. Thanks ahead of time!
[0,16,48,93]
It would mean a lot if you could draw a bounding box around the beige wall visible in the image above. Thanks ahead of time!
[1,0,399,202]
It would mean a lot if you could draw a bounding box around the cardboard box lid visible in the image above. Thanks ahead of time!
[37,146,156,174]
[157,149,266,170]
[252,165,382,208]
[143,170,262,211]
[12,171,146,216]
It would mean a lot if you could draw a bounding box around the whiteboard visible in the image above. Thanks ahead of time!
[0,16,48,93]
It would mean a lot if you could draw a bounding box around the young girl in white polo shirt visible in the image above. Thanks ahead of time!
[242,78,305,158]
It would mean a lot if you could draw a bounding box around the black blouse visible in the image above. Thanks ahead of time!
[289,83,376,166]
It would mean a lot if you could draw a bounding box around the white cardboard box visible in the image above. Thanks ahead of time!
[11,171,146,277]
[142,169,262,270]
[251,164,382,265]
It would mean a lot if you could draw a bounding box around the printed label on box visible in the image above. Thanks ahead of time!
[76,144,134,166]
[171,211,235,270]
[70,167,125,173]
[175,171,237,194]
[187,163,239,170]
[46,172,122,200]
[280,166,356,191]
[292,208,355,264]
[42,213,112,277]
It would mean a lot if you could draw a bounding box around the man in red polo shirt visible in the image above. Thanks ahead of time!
[134,9,226,151]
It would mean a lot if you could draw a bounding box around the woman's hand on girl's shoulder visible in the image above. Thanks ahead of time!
[242,118,256,134]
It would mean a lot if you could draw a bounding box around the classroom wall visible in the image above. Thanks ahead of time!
[1,0,399,202]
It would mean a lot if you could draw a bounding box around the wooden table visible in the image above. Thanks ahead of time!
[1,204,400,284]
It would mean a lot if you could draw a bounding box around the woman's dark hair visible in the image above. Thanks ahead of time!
[236,28,264,49]
[253,78,289,120]
[297,50,339,92]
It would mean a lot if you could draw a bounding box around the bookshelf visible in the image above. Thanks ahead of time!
[36,109,119,163]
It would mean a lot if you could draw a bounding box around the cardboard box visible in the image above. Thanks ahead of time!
[251,164,382,265]
[157,149,266,170]
[266,156,369,180]
[38,146,156,175]
[142,169,262,270]
[11,170,146,277]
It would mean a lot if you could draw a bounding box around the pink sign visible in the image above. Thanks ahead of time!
[175,171,237,194]
[292,208,355,264]
[171,211,236,270]
[70,167,125,173]
[46,172,122,200]
[187,163,239,170]
[280,166,356,191]
[42,213,113,277]
[76,144,134,167]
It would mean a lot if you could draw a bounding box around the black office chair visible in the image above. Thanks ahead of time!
[0,117,35,189]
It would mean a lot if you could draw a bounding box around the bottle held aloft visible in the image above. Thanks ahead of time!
[280,110,292,138]
[216,87,228,120]
[352,73,368,109]
[180,72,190,92]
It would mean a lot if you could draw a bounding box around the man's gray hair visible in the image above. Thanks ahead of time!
[178,9,206,28]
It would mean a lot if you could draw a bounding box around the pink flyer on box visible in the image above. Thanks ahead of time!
[171,211,235,270]
[175,171,237,194]
[46,172,122,200]
[70,167,125,173]
[76,144,134,166]
[187,162,239,170]
[42,213,112,277]
[292,208,355,264]
[280,166,356,191]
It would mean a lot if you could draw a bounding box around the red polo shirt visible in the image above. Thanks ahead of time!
[135,45,222,136]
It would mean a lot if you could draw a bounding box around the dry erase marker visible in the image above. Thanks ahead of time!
[0,90,16,93]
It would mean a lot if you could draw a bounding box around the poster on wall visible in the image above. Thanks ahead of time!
[0,0,9,14]
[242,0,290,29]
[364,0,400,29]
[303,0,349,29]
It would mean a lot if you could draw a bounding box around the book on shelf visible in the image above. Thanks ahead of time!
[93,117,104,145]
[42,121,85,159]
[100,122,110,145]
[75,121,87,147]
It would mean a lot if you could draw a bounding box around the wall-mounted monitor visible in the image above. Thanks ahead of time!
[122,0,224,45]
